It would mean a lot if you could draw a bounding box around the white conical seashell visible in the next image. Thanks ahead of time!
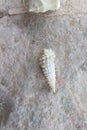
[39,49,56,93]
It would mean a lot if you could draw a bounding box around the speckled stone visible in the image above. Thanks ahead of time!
[0,0,87,130]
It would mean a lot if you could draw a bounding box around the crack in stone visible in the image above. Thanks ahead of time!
[0,8,87,19]
[0,11,7,18]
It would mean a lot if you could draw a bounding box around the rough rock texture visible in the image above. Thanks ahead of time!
[0,88,13,126]
[0,0,87,130]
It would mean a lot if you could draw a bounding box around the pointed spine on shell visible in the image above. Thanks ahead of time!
[39,49,56,93]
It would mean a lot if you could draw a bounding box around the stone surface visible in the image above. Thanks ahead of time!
[0,88,13,126]
[22,0,60,13]
[0,0,87,130]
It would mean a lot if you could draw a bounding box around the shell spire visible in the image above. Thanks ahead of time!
[39,48,56,93]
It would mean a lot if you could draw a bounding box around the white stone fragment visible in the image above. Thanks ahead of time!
[22,0,61,13]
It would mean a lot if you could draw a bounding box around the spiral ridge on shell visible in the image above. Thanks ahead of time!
[39,48,56,93]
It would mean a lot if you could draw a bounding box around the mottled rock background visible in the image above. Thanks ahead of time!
[0,0,87,130]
